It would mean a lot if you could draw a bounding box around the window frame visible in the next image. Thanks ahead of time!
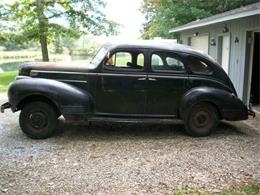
[149,51,187,74]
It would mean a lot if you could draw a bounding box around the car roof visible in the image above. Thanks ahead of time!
[103,40,216,63]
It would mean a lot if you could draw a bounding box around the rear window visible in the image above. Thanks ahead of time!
[188,56,213,74]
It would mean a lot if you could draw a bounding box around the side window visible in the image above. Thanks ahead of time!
[188,56,213,74]
[166,56,185,71]
[152,54,164,66]
[151,52,185,72]
[114,52,132,67]
[105,51,144,70]
[137,53,144,67]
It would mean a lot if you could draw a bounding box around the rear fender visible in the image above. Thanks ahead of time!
[179,87,248,121]
[8,78,94,121]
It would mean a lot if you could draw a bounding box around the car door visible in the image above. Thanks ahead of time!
[146,51,188,116]
[95,49,147,116]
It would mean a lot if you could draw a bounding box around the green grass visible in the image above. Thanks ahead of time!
[0,71,18,92]
[170,184,260,195]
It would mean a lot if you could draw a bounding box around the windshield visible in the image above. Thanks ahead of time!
[90,47,109,68]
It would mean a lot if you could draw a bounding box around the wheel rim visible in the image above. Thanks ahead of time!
[28,112,48,129]
[191,108,213,131]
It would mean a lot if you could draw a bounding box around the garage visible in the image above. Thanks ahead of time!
[170,2,260,104]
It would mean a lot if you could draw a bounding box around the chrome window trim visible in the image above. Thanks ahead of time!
[30,70,146,78]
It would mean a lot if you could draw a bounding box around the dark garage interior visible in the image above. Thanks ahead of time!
[250,32,260,105]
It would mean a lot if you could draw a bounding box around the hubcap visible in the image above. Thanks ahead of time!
[192,110,211,129]
[28,112,47,129]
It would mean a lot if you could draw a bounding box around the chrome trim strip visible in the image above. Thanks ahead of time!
[30,70,97,75]
[148,75,188,79]
[57,79,87,83]
[100,73,145,77]
[30,70,146,77]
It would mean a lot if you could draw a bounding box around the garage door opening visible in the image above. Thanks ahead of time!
[250,32,260,107]
[189,35,209,54]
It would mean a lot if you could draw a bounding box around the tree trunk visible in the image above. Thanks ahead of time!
[39,34,49,61]
[36,0,49,61]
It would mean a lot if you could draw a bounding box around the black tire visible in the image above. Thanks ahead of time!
[184,102,219,137]
[19,101,58,139]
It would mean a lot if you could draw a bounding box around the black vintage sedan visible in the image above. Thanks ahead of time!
[1,41,254,139]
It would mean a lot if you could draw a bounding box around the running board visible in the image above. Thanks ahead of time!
[88,117,181,124]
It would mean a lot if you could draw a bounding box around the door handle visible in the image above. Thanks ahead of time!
[148,78,157,81]
[137,77,146,81]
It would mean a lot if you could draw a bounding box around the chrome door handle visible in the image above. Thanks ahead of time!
[137,77,146,81]
[148,78,157,81]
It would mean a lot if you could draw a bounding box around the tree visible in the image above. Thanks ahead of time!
[0,2,10,43]
[141,0,259,39]
[5,0,118,61]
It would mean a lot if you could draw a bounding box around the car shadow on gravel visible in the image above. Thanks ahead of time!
[52,119,252,141]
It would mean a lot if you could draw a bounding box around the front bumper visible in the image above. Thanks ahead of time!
[1,102,11,113]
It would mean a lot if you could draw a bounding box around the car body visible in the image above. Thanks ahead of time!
[1,40,255,138]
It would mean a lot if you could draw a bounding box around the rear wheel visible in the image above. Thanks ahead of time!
[184,102,219,137]
[19,101,58,139]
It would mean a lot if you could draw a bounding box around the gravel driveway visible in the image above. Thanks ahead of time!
[0,93,259,194]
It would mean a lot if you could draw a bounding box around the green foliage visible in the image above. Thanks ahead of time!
[7,0,118,41]
[141,0,260,39]
[2,0,119,60]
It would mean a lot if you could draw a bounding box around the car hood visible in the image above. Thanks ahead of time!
[19,61,95,76]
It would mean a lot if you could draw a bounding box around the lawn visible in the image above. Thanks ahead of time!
[0,71,18,92]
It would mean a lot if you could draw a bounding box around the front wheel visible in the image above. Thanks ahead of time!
[19,101,58,139]
[184,102,219,137]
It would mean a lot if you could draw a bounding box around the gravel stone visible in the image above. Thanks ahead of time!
[0,93,259,194]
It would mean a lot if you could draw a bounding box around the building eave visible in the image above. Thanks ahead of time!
[169,7,260,33]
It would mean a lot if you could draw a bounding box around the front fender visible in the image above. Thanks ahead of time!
[179,87,248,121]
[8,78,94,120]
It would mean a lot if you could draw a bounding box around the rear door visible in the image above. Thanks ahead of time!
[146,51,188,116]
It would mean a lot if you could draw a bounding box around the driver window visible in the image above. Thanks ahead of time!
[116,52,132,67]
[105,51,144,70]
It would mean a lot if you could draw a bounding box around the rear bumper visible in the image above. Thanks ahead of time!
[248,103,256,118]
[1,102,11,113]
